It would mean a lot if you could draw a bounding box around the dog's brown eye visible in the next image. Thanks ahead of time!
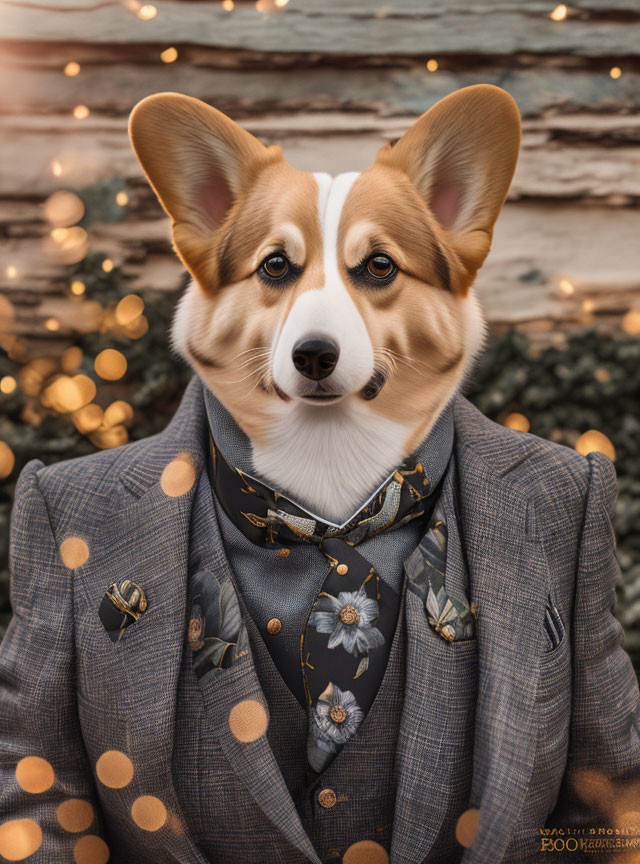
[261,254,289,280]
[367,254,395,279]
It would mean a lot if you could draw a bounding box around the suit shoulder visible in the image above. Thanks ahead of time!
[453,394,591,502]
[33,433,159,508]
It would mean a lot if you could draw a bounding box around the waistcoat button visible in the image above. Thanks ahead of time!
[267,618,282,635]
[336,563,349,575]
[318,788,337,809]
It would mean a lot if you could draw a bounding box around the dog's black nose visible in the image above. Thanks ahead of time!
[292,338,339,381]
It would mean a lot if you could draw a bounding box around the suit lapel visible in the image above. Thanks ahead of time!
[187,452,323,864]
[392,402,551,864]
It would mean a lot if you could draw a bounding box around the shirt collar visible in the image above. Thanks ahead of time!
[201,377,455,527]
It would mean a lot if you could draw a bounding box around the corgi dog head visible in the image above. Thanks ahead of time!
[129,85,520,522]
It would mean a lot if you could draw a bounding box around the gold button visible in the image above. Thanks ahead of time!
[336,563,348,575]
[187,618,203,649]
[318,788,337,809]
[330,705,346,724]
[339,605,359,626]
[267,618,282,635]
[278,548,290,558]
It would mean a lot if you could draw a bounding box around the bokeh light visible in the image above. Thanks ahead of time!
[57,799,94,833]
[44,191,85,227]
[15,757,54,794]
[0,819,42,861]
[160,47,178,63]
[96,751,134,789]
[0,442,15,480]
[59,537,90,569]
[131,795,167,831]
[94,348,127,380]
[0,376,17,394]
[550,4,567,21]
[160,454,196,497]
[575,429,616,461]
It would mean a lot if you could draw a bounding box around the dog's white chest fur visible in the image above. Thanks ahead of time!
[251,402,409,524]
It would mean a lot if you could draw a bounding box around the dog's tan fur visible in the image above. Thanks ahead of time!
[130,85,520,518]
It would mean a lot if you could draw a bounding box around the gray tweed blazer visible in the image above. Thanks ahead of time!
[1,373,639,864]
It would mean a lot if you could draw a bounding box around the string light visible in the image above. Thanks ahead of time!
[45,318,60,331]
[64,61,81,77]
[102,258,114,273]
[160,47,178,63]
[550,4,567,21]
[559,278,574,296]
[5,265,17,279]
[275,0,290,6]
[73,105,90,119]
[610,67,622,79]
[222,0,234,8]
[115,191,129,206]
[51,159,63,177]
[426,59,439,72]
[71,280,86,295]
[137,4,157,19]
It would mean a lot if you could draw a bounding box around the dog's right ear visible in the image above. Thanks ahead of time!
[129,92,281,291]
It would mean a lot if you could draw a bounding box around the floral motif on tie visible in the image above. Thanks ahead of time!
[309,588,385,657]
[308,683,364,773]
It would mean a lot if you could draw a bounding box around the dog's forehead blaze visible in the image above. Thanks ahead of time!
[218,162,323,287]
[337,164,452,293]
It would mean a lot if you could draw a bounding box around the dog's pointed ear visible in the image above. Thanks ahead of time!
[377,84,520,293]
[129,92,281,290]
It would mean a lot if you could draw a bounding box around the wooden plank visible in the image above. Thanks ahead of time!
[1,113,639,200]
[2,56,640,120]
[1,0,638,57]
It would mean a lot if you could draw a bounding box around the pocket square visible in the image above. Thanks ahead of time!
[99,579,148,643]
[404,502,477,643]
[187,570,248,679]
[543,593,565,651]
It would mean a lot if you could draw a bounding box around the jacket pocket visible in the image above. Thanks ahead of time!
[543,593,565,653]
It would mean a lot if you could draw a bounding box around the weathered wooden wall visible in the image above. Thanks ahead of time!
[1,0,640,344]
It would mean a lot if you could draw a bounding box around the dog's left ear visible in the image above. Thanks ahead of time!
[377,84,521,294]
[129,92,282,291]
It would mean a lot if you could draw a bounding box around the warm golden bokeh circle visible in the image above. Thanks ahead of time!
[73,834,110,864]
[115,294,144,326]
[94,349,127,381]
[95,751,134,789]
[44,190,85,228]
[455,807,481,847]
[160,454,196,497]
[343,840,389,864]
[228,699,269,742]
[503,412,530,433]
[571,767,615,810]
[0,819,43,861]
[59,537,90,569]
[0,440,15,480]
[131,795,167,831]
[57,799,95,833]
[15,756,55,794]
[575,429,616,461]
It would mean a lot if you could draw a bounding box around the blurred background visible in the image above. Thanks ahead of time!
[1,0,639,673]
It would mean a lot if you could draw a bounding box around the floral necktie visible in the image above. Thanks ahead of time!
[208,433,444,776]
